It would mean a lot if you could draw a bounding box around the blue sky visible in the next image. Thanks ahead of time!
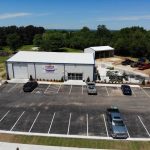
[0,0,150,29]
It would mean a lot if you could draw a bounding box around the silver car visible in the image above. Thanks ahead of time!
[87,82,97,95]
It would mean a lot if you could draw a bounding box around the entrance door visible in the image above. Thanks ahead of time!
[68,73,83,80]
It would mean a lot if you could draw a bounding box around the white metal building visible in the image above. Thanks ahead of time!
[6,51,95,81]
[84,46,114,59]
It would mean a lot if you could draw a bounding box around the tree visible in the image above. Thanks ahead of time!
[33,34,42,46]
[97,25,111,38]
[6,33,20,51]
[80,26,90,32]
[40,32,65,51]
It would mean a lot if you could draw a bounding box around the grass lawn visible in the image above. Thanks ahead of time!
[0,134,150,150]
[0,56,10,79]
[0,56,9,63]
[17,45,35,51]
[59,47,83,53]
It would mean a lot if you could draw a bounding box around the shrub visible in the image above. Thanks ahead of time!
[61,77,64,82]
[86,77,90,82]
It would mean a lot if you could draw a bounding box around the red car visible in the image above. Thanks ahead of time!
[138,63,150,70]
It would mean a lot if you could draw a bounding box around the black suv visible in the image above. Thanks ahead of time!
[107,107,128,139]
[23,81,38,92]
[121,84,132,95]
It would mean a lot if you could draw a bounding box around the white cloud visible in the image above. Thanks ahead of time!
[0,13,31,20]
[0,12,52,20]
[97,15,150,21]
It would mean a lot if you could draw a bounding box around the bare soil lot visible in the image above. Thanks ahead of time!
[96,56,150,76]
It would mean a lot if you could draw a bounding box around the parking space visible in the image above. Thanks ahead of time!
[44,84,61,95]
[12,110,39,132]
[131,87,148,97]
[88,113,107,137]
[123,114,149,138]
[106,87,123,96]
[97,86,108,96]
[0,109,23,131]
[50,111,69,134]
[70,85,82,95]
[30,111,53,133]
[32,84,49,94]
[142,88,150,98]
[138,114,150,136]
[0,83,18,93]
[69,112,87,136]
[59,85,71,95]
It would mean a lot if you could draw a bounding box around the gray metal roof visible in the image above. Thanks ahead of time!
[7,51,95,65]
[90,46,114,52]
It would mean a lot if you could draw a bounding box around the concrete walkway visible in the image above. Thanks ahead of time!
[0,142,113,150]
[6,79,141,87]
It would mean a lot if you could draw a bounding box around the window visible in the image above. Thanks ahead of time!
[68,73,83,80]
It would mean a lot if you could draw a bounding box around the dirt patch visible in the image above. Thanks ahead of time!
[96,56,150,76]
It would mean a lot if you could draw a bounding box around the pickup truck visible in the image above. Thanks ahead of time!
[107,107,128,139]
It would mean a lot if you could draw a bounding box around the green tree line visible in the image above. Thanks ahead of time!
[0,25,150,58]
[34,25,150,58]
[0,25,45,51]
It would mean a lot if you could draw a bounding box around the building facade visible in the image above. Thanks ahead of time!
[6,51,95,81]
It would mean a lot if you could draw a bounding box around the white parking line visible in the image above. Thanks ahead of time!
[103,114,109,137]
[125,125,131,138]
[20,88,23,93]
[117,87,123,96]
[82,85,84,94]
[131,88,136,97]
[44,84,51,94]
[69,85,72,95]
[48,112,55,134]
[8,84,18,93]
[105,86,109,96]
[57,84,61,93]
[138,116,150,137]
[29,112,40,132]
[10,111,25,131]
[141,88,150,98]
[0,110,10,122]
[67,113,72,135]
[86,114,88,136]
[31,86,38,93]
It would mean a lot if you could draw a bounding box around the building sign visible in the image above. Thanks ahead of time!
[43,64,56,73]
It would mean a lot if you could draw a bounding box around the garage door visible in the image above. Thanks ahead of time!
[13,63,28,79]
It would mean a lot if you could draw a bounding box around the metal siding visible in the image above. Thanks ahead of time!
[35,63,64,80]
[84,48,95,58]
[28,63,35,79]
[7,63,13,79]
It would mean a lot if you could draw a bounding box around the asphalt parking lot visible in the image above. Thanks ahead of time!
[0,107,150,138]
[0,83,150,139]
[0,83,150,98]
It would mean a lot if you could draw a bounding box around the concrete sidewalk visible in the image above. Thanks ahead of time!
[0,142,113,150]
